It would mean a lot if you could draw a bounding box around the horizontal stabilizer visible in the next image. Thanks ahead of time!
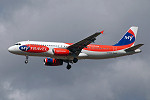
[125,44,144,52]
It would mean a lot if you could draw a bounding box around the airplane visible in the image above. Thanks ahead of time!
[8,26,143,70]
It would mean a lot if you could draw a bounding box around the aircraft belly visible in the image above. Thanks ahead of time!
[80,50,128,59]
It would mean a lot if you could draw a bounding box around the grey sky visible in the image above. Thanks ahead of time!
[0,0,150,100]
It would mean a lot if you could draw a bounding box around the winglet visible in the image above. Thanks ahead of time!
[100,30,104,34]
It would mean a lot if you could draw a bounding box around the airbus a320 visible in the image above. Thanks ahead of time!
[8,26,143,70]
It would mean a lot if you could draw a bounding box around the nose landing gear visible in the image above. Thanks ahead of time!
[25,55,28,64]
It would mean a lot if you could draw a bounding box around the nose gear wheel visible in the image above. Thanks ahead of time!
[25,55,29,64]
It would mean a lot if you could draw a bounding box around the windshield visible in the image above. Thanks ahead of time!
[15,43,21,45]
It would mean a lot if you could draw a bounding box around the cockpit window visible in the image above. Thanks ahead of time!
[15,43,21,45]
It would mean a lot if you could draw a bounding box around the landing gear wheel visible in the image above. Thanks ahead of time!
[66,64,71,70]
[25,60,28,64]
[25,55,29,64]
[73,58,78,63]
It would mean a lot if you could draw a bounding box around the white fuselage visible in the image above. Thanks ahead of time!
[8,41,141,60]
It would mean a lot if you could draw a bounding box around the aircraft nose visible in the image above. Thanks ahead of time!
[8,46,16,53]
[8,46,13,52]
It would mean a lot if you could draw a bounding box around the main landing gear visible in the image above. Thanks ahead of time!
[25,55,28,64]
[66,63,71,70]
[73,58,78,63]
[66,58,78,70]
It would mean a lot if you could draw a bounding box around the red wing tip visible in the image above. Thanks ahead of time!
[100,30,104,34]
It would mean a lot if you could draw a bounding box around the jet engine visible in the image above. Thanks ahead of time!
[52,48,70,56]
[44,58,63,66]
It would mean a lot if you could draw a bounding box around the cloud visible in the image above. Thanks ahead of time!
[0,0,149,100]
[1,57,150,100]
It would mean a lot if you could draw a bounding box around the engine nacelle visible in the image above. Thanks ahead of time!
[52,48,70,56]
[44,58,63,66]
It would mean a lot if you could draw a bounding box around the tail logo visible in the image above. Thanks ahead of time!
[113,27,137,46]
[125,35,133,41]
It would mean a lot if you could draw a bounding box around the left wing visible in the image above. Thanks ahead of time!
[67,31,104,55]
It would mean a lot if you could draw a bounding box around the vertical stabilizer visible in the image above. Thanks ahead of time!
[114,26,138,47]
